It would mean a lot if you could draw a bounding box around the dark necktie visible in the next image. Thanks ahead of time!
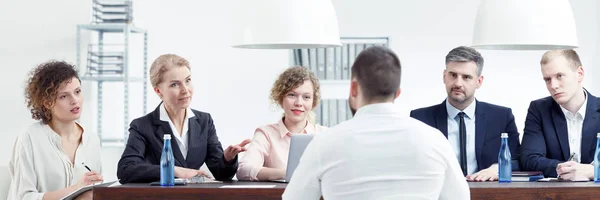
[458,112,468,176]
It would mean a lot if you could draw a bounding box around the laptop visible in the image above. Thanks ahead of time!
[272,134,314,183]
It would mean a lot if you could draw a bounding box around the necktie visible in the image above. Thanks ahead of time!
[458,112,468,176]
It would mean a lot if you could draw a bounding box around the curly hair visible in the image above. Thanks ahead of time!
[25,61,80,124]
[270,66,321,109]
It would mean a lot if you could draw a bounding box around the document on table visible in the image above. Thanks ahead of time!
[219,185,276,188]
[61,181,117,200]
[537,178,589,182]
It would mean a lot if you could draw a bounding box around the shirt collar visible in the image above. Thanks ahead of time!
[277,118,313,138]
[159,103,195,123]
[559,91,587,120]
[354,102,398,117]
[44,121,87,145]
[446,99,476,120]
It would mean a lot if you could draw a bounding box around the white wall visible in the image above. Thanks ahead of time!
[0,0,94,175]
[332,0,599,136]
[1,0,599,183]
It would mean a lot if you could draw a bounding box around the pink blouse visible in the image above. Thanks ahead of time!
[236,119,327,181]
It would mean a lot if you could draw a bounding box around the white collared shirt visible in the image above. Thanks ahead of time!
[446,99,478,175]
[282,103,470,200]
[160,103,195,159]
[559,92,587,163]
[8,122,102,200]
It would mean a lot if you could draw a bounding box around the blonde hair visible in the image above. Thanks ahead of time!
[149,54,191,87]
[270,66,321,124]
[540,49,582,70]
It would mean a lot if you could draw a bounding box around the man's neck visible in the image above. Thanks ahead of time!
[448,97,474,111]
[562,88,586,115]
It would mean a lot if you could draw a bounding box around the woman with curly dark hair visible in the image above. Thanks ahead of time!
[8,61,103,200]
[236,66,327,181]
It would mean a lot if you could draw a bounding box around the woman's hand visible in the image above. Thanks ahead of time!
[224,139,252,162]
[174,166,212,179]
[75,171,104,188]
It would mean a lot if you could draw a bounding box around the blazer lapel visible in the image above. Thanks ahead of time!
[581,91,600,163]
[550,101,571,160]
[474,101,486,169]
[186,115,204,168]
[152,103,188,168]
[436,101,449,138]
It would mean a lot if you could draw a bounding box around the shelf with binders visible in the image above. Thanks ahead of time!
[82,44,143,82]
[292,37,389,127]
[92,0,133,24]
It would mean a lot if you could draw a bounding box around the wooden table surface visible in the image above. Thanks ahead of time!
[94,181,600,200]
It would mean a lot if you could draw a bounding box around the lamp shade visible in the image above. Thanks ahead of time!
[232,0,342,49]
[471,0,578,50]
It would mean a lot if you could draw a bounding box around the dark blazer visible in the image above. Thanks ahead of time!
[410,100,521,172]
[520,90,600,177]
[117,103,237,183]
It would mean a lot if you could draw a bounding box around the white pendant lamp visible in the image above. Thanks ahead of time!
[471,0,578,50]
[232,0,342,49]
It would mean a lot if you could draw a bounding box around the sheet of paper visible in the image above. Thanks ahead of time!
[220,185,276,188]
[537,178,589,182]
[61,181,117,200]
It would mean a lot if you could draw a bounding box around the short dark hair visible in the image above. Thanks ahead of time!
[351,46,401,102]
[445,46,484,76]
[25,61,80,124]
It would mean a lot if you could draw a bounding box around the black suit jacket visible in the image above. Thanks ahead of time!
[410,100,521,172]
[117,103,237,183]
[520,90,600,177]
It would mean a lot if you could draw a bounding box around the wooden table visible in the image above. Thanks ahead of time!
[94,181,287,200]
[94,181,600,200]
[469,181,600,200]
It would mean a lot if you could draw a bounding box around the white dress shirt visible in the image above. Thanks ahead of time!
[446,99,478,175]
[559,93,587,163]
[160,103,195,159]
[8,122,102,200]
[282,103,470,200]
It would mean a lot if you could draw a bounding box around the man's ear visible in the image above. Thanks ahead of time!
[393,88,402,100]
[350,80,359,98]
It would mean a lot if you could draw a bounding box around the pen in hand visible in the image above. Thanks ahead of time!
[82,162,103,185]
[567,152,576,162]
[82,162,92,172]
[558,152,576,179]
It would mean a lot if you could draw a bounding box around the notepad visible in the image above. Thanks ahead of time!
[537,178,589,182]
[512,171,544,182]
[61,181,117,200]
[219,185,276,188]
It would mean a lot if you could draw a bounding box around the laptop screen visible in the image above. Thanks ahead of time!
[285,134,315,182]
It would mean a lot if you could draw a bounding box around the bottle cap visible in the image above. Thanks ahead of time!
[501,133,508,138]
[164,134,171,139]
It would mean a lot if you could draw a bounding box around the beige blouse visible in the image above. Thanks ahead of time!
[7,122,102,200]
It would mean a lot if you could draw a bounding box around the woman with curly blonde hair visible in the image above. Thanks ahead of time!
[8,61,103,200]
[117,54,249,184]
[237,66,327,181]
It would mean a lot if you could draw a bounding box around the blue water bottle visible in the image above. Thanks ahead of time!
[160,134,175,186]
[498,133,512,183]
[594,133,600,182]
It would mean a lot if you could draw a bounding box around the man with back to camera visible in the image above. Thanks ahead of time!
[410,46,520,182]
[282,46,469,200]
[520,49,600,180]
